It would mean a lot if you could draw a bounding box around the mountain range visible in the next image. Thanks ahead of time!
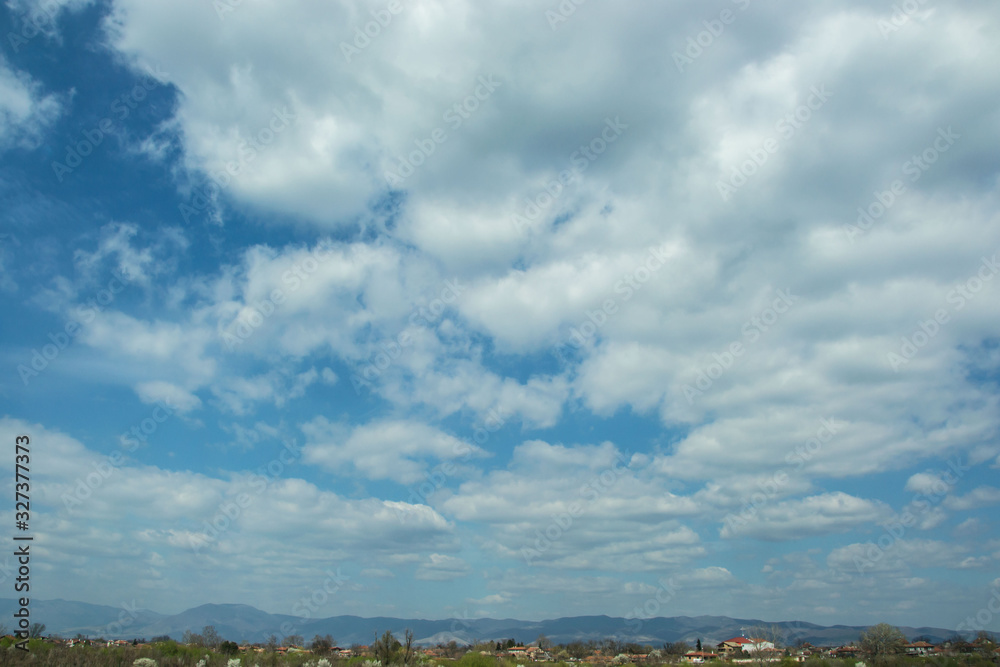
[0,599,961,647]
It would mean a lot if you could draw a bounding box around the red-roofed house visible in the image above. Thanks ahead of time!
[718,637,754,654]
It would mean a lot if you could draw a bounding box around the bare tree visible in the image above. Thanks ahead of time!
[663,641,691,656]
[402,628,416,665]
[745,624,785,667]
[312,634,335,653]
[202,624,222,648]
[859,623,907,667]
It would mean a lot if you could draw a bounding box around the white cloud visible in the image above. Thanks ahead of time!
[302,418,483,484]
[721,492,892,541]
[0,54,62,151]
[415,554,470,581]
[944,486,1000,511]
[134,380,202,414]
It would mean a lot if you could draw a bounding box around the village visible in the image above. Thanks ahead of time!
[5,626,998,667]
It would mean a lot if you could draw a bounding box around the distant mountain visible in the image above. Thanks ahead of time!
[0,598,961,646]
[0,598,164,638]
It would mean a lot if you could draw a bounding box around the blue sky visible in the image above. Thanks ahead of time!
[1,0,1000,635]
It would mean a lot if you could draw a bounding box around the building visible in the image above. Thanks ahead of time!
[684,651,720,663]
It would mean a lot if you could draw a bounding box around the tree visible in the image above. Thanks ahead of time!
[859,623,907,666]
[745,625,784,667]
[374,629,401,665]
[29,623,45,638]
[202,625,222,648]
[402,629,415,665]
[285,634,304,648]
[312,634,335,653]
[604,639,627,656]
[151,635,172,643]
[663,641,691,656]
[220,640,240,655]
[696,639,702,652]
[974,631,997,656]
[537,634,552,650]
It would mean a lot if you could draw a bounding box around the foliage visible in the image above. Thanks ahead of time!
[859,623,908,666]
[456,650,498,667]
[564,641,594,659]
[402,629,416,666]
[663,642,691,655]
[312,634,336,654]
[133,659,158,667]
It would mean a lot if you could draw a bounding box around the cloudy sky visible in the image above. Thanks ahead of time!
[2,0,1000,634]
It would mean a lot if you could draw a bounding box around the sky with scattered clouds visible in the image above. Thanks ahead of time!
[1,0,999,634]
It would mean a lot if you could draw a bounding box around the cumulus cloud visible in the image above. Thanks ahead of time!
[0,55,62,151]
[3,0,1000,625]
[302,418,484,484]
[944,486,1000,511]
[721,492,892,541]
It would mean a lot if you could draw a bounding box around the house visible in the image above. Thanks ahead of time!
[718,637,754,654]
[745,639,775,654]
[905,641,934,656]
[684,651,719,663]
[526,646,553,661]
